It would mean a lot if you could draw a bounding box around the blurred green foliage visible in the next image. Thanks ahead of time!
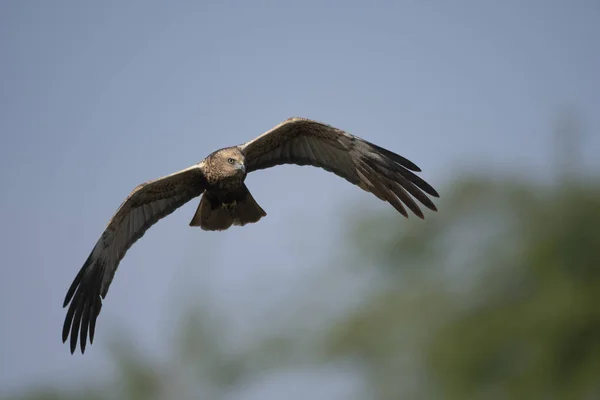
[328,177,600,399]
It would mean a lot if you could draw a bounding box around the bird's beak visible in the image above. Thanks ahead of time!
[238,162,246,173]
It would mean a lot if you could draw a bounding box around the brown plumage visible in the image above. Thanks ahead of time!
[62,117,440,354]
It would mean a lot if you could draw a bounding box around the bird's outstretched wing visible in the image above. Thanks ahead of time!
[62,164,206,354]
[241,117,439,217]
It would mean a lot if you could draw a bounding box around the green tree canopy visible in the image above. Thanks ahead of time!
[327,176,600,400]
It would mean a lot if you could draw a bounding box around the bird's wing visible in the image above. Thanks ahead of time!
[62,164,206,354]
[241,117,439,217]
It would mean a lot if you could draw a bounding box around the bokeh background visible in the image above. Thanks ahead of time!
[1,1,599,399]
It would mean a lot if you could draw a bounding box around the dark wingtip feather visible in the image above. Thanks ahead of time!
[392,201,409,218]
[62,301,75,343]
[80,305,90,354]
[426,185,440,198]
[63,254,105,354]
[70,304,83,354]
[391,181,426,219]
[395,174,439,212]
[89,299,101,344]
[364,148,439,200]
[63,266,86,308]
[398,169,439,198]
[361,156,438,216]
[366,140,422,172]
[412,205,425,219]
[358,163,411,218]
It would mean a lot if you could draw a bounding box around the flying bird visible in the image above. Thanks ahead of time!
[62,117,439,354]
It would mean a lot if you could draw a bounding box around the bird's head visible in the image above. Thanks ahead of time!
[213,147,246,177]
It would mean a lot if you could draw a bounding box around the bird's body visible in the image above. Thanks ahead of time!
[62,117,440,354]
[187,147,266,230]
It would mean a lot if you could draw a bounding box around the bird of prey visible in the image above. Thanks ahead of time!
[62,117,439,354]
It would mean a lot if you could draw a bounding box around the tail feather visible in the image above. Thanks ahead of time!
[189,186,266,231]
[231,189,267,227]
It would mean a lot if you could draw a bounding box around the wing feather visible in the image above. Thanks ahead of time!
[62,164,206,354]
[241,117,439,217]
[356,163,408,217]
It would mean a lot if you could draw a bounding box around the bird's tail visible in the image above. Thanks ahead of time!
[189,185,267,231]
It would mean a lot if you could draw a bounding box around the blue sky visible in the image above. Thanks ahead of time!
[1,0,598,398]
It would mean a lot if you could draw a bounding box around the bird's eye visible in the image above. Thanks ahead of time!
[228,158,235,164]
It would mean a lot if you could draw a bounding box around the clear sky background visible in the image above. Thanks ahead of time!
[1,0,598,398]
